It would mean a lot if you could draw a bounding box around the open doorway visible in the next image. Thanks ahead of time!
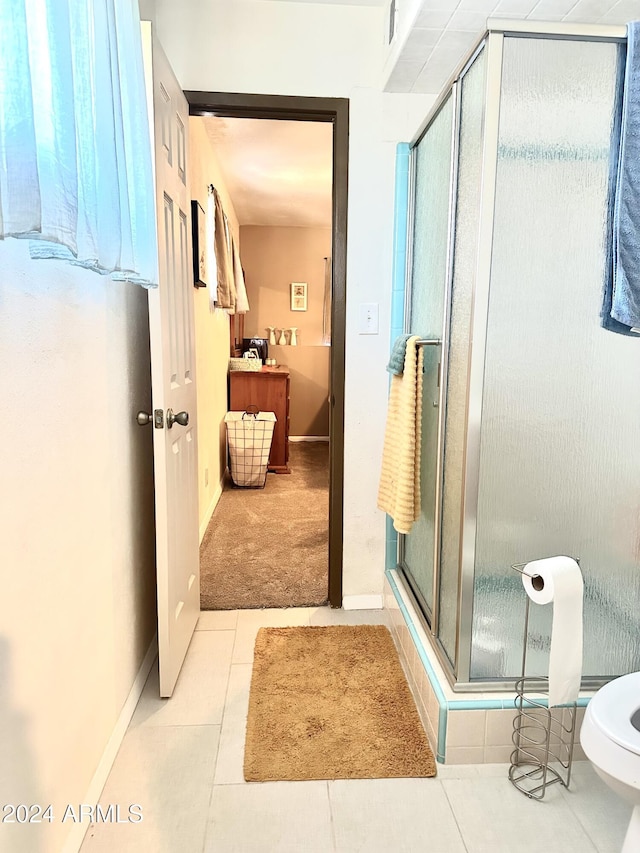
[186,93,348,610]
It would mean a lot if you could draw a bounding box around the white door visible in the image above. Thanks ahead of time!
[141,24,199,697]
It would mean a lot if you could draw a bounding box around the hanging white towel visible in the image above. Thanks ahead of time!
[377,336,423,534]
[232,235,250,314]
[209,187,236,311]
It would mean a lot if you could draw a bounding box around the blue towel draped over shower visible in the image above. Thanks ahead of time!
[602,22,640,336]
[387,334,412,375]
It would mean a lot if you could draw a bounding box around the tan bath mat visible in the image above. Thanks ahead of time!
[244,624,436,781]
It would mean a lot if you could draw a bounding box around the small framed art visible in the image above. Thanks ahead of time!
[191,200,207,287]
[291,282,307,311]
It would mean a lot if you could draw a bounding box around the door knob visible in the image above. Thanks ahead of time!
[167,408,189,429]
[137,411,152,425]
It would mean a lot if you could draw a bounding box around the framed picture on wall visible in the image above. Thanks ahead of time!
[191,200,207,287]
[291,281,307,311]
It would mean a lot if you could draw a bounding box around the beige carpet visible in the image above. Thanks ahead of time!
[200,442,329,610]
[244,625,436,781]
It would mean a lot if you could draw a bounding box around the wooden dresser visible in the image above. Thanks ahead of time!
[229,366,290,473]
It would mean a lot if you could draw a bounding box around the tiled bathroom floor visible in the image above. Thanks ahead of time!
[80,607,630,853]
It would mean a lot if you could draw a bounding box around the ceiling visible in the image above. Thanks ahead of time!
[386,0,635,95]
[201,117,333,228]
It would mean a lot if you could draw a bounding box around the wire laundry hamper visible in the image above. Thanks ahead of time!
[224,407,276,488]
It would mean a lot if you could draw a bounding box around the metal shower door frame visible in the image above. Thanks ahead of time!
[398,85,457,629]
[398,33,491,685]
[455,30,504,686]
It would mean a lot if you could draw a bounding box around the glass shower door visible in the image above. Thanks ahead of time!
[469,36,638,681]
[401,94,454,620]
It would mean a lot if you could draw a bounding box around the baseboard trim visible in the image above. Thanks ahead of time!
[199,477,224,543]
[343,594,383,610]
[62,634,158,853]
[289,436,330,442]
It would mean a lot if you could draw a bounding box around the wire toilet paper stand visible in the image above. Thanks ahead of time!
[508,560,579,800]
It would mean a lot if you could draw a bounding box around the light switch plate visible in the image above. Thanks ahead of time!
[358,302,379,335]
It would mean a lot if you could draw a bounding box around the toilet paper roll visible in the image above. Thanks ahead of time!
[521,556,584,708]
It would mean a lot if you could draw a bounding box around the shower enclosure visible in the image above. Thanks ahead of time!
[399,20,640,691]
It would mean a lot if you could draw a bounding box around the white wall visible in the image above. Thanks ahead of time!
[154,0,381,98]
[0,241,157,853]
[240,225,332,436]
[139,0,156,19]
[154,0,434,600]
[189,118,240,535]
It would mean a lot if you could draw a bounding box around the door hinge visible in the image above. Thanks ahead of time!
[154,409,164,429]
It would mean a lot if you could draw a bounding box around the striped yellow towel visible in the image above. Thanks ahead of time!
[377,335,423,535]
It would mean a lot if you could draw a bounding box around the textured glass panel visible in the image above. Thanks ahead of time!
[438,49,486,667]
[404,345,441,614]
[470,38,640,681]
[403,96,453,615]
[409,96,452,338]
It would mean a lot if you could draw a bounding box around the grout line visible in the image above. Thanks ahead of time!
[135,722,222,729]
[556,775,604,853]
[212,613,248,786]
[326,780,338,852]
[212,654,235,761]
[230,620,246,664]
[200,775,216,853]
[204,780,332,788]
[196,610,240,632]
[440,778,471,853]
[213,660,254,787]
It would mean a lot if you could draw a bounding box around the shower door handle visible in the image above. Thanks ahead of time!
[433,362,441,407]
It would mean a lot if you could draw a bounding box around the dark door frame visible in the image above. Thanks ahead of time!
[186,91,348,608]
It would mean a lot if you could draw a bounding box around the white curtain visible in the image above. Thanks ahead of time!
[0,0,158,287]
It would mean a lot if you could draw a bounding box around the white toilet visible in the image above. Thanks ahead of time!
[580,672,640,853]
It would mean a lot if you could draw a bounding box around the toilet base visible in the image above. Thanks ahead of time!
[623,805,640,853]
